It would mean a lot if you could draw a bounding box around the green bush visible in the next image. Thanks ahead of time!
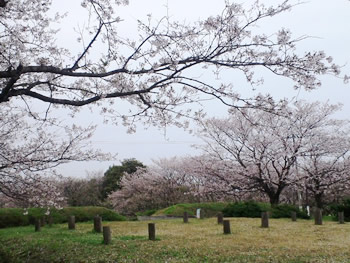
[329,198,350,221]
[0,206,126,228]
[223,201,309,219]
[223,201,267,218]
[270,204,309,219]
[152,201,309,219]
[154,202,229,217]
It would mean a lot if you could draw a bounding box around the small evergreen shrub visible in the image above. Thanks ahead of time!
[223,201,266,218]
[223,202,309,219]
[270,204,309,219]
[329,198,350,221]
[0,206,126,228]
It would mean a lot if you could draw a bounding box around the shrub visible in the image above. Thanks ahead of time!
[154,202,229,217]
[0,206,126,228]
[223,202,309,219]
[153,201,309,219]
[0,208,30,228]
[329,198,350,221]
[223,201,266,218]
[270,204,309,219]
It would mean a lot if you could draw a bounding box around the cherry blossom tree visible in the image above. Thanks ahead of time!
[60,170,105,207]
[197,101,343,206]
[0,103,107,208]
[0,0,340,128]
[108,157,206,215]
[0,0,342,206]
[298,120,350,208]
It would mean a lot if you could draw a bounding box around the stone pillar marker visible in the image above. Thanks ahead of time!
[148,223,156,241]
[338,211,345,224]
[103,226,111,245]
[291,211,297,222]
[94,215,102,232]
[183,212,189,223]
[196,208,201,219]
[261,211,269,228]
[223,220,231,234]
[217,212,224,224]
[68,215,75,230]
[314,208,323,225]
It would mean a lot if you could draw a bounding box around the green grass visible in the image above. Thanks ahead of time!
[1,217,350,262]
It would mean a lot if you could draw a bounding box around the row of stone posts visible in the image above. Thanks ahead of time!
[34,216,53,232]
[33,210,346,243]
[182,210,346,234]
[313,209,345,225]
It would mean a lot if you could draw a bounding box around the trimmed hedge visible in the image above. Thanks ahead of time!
[0,206,126,228]
[270,204,309,219]
[223,201,309,219]
[153,202,229,217]
[222,201,268,218]
[149,201,310,219]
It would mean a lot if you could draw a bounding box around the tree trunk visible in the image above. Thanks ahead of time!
[315,194,324,209]
[314,208,323,225]
[268,193,281,207]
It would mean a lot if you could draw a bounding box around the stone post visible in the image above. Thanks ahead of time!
[261,211,269,228]
[103,226,111,245]
[183,212,189,223]
[217,212,224,224]
[338,211,345,224]
[196,208,201,219]
[68,215,75,230]
[94,215,102,233]
[223,220,231,234]
[35,218,41,232]
[291,211,297,222]
[148,223,156,241]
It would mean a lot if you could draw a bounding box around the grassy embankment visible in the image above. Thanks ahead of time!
[1,217,350,262]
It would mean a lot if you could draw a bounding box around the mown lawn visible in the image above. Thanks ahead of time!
[1,217,350,262]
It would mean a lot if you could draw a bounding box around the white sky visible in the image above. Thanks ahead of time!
[54,0,350,177]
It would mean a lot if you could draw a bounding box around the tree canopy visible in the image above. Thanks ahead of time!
[102,159,145,199]
[197,101,350,206]
[0,0,343,207]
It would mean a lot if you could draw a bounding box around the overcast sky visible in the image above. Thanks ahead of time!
[54,0,350,177]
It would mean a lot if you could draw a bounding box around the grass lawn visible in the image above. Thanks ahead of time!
[1,217,350,262]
